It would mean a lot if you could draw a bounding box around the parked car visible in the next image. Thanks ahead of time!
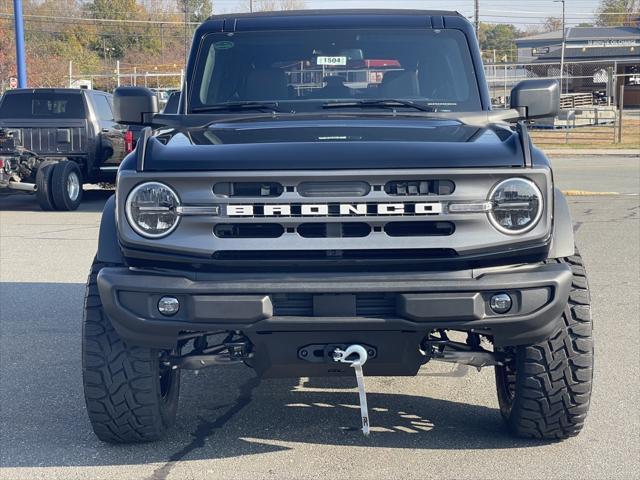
[0,88,134,210]
[84,9,592,442]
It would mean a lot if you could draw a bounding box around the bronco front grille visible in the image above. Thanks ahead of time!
[117,168,553,268]
[212,222,455,239]
[207,178,458,243]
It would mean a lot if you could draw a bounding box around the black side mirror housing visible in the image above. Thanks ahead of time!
[510,79,560,120]
[113,87,159,125]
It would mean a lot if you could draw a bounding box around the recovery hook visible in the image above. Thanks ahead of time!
[333,344,371,436]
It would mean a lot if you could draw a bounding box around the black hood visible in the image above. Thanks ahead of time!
[144,118,524,171]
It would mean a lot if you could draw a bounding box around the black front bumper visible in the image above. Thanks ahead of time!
[97,263,571,376]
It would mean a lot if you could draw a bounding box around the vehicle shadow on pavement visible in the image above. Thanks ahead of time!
[0,188,112,213]
[0,282,551,471]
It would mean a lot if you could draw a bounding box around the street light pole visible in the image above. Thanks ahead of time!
[13,0,27,88]
[554,0,566,94]
[474,0,480,40]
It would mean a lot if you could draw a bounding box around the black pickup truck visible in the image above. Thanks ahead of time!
[0,88,134,210]
[83,10,593,442]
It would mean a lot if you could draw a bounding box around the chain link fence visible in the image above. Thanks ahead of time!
[485,60,640,145]
[485,59,639,107]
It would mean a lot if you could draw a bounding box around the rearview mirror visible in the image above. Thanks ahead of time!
[113,87,159,125]
[510,79,560,120]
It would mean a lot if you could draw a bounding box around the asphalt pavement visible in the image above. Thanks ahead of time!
[0,154,638,480]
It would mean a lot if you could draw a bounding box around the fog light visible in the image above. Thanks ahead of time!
[490,293,512,314]
[158,296,180,316]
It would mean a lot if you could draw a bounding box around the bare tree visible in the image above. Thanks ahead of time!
[543,16,563,33]
[596,0,640,26]
[246,0,305,12]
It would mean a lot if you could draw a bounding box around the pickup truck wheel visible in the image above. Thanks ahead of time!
[35,160,57,211]
[51,161,83,211]
[495,250,593,439]
[82,259,180,443]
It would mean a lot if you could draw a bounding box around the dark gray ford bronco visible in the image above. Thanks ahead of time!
[83,9,593,442]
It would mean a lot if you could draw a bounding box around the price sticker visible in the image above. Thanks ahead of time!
[317,56,347,66]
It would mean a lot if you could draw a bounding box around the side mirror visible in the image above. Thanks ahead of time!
[510,79,560,120]
[113,87,159,125]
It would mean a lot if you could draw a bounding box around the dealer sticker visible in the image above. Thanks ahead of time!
[214,41,235,50]
[317,56,347,66]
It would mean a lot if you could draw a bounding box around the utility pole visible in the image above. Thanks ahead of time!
[184,3,188,68]
[160,23,164,65]
[474,0,479,40]
[250,0,253,13]
[13,0,27,88]
[554,0,566,94]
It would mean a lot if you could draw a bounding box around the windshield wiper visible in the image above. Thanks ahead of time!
[322,99,436,112]
[192,102,285,113]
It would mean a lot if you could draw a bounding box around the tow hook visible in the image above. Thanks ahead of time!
[169,337,254,370]
[422,334,505,371]
[333,345,371,436]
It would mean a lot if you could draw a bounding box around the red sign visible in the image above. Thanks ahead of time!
[9,77,18,89]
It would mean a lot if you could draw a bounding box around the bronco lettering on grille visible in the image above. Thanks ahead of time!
[226,203,443,217]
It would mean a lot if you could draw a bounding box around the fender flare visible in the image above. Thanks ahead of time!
[96,194,125,264]
[548,188,575,259]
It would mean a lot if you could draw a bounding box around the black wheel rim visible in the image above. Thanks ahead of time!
[158,352,174,400]
[496,348,517,413]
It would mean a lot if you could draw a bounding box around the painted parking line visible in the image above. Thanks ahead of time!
[562,190,639,196]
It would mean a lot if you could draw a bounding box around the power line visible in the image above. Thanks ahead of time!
[0,12,201,26]
[482,9,640,16]
[0,12,620,28]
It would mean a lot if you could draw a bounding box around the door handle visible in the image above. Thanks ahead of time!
[101,128,110,133]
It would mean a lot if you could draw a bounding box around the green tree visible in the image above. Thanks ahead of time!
[478,23,521,62]
[596,0,640,26]
[87,0,159,59]
[48,24,101,77]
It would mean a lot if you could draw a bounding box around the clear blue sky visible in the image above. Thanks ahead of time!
[212,0,605,27]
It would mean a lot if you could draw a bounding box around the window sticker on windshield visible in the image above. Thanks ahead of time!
[214,41,235,50]
[317,56,347,66]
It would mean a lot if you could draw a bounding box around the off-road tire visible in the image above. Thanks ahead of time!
[495,250,593,439]
[82,259,180,443]
[51,161,83,211]
[35,160,57,211]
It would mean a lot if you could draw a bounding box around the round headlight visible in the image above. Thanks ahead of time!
[488,178,543,234]
[125,182,180,238]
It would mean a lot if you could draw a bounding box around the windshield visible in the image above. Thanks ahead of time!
[190,28,481,113]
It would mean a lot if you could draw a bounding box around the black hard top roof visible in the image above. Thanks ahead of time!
[206,9,461,22]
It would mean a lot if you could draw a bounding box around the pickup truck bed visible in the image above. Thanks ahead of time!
[1,118,90,158]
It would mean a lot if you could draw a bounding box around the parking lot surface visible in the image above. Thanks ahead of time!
[1,155,638,480]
